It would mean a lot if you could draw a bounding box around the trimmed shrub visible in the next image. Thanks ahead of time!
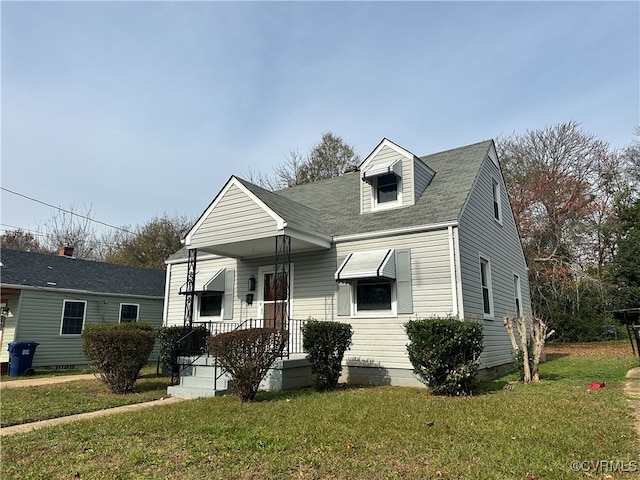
[404,317,483,396]
[207,328,287,402]
[82,322,156,394]
[302,320,353,391]
[157,325,209,376]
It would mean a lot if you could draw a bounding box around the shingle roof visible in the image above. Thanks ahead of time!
[1,249,166,297]
[235,177,331,236]
[167,139,492,262]
[273,140,492,236]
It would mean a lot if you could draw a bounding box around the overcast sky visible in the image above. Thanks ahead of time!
[2,1,638,243]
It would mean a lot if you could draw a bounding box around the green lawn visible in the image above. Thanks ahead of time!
[1,365,170,427]
[2,354,639,479]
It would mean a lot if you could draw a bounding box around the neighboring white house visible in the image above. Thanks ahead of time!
[163,138,531,390]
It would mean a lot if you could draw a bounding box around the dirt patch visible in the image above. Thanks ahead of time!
[544,340,636,357]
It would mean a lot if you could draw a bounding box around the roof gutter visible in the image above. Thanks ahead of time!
[333,220,458,243]
[0,283,164,300]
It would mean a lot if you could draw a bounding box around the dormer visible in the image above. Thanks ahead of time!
[359,138,435,214]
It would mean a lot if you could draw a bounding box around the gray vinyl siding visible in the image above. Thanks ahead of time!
[165,257,237,326]
[413,158,435,203]
[10,289,163,368]
[334,229,454,370]
[457,156,532,368]
[190,184,279,249]
[165,249,339,326]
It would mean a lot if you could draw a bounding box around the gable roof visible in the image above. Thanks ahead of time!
[0,248,166,298]
[168,139,493,262]
[274,140,493,237]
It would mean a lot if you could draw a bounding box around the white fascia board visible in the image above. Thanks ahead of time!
[358,138,417,172]
[0,283,164,300]
[332,220,458,243]
[165,251,223,266]
[282,226,332,249]
[184,176,285,246]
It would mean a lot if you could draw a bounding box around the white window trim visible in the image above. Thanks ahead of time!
[350,278,397,318]
[479,256,494,318]
[60,299,87,336]
[492,177,503,224]
[196,292,224,320]
[257,264,294,319]
[371,175,402,212]
[119,303,140,323]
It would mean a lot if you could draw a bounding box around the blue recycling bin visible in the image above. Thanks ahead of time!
[8,341,39,376]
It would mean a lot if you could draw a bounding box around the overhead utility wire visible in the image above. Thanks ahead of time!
[1,186,134,235]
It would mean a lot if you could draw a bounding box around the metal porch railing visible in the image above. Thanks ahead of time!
[172,318,308,390]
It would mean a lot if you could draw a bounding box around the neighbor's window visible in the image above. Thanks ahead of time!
[60,300,86,335]
[356,278,393,311]
[492,178,502,222]
[120,304,139,323]
[376,174,399,204]
[480,258,493,316]
[200,292,223,317]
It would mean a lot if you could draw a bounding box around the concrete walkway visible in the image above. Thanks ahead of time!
[0,373,97,389]
[0,373,186,437]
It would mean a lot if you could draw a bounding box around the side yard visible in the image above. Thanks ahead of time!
[1,342,639,479]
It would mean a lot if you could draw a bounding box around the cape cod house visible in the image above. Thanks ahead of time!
[0,247,166,372]
[163,138,531,397]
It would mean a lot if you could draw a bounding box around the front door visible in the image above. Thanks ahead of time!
[262,271,288,330]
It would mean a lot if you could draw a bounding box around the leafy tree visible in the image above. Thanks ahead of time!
[611,197,640,309]
[0,228,49,253]
[252,131,360,189]
[497,121,620,339]
[104,214,192,269]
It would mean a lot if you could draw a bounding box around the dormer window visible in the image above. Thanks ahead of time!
[376,174,398,203]
[362,159,403,211]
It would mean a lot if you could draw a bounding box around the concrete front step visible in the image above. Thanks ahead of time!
[167,384,229,399]
[168,353,315,399]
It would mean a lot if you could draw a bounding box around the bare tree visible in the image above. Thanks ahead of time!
[39,205,102,260]
[251,131,360,190]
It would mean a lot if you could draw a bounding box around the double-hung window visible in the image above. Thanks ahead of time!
[480,258,493,317]
[376,174,399,204]
[200,292,223,317]
[336,249,413,317]
[492,178,502,223]
[120,303,139,323]
[60,300,86,335]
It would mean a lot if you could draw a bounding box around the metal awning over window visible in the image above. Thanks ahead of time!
[362,159,402,181]
[179,268,226,294]
[335,249,396,282]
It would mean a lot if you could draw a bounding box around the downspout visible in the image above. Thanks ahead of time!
[448,226,459,317]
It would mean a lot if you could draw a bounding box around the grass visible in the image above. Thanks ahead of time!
[1,346,640,479]
[0,365,170,427]
[0,366,96,382]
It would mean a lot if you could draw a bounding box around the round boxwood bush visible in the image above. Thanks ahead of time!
[302,320,353,391]
[82,322,156,394]
[405,317,483,396]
